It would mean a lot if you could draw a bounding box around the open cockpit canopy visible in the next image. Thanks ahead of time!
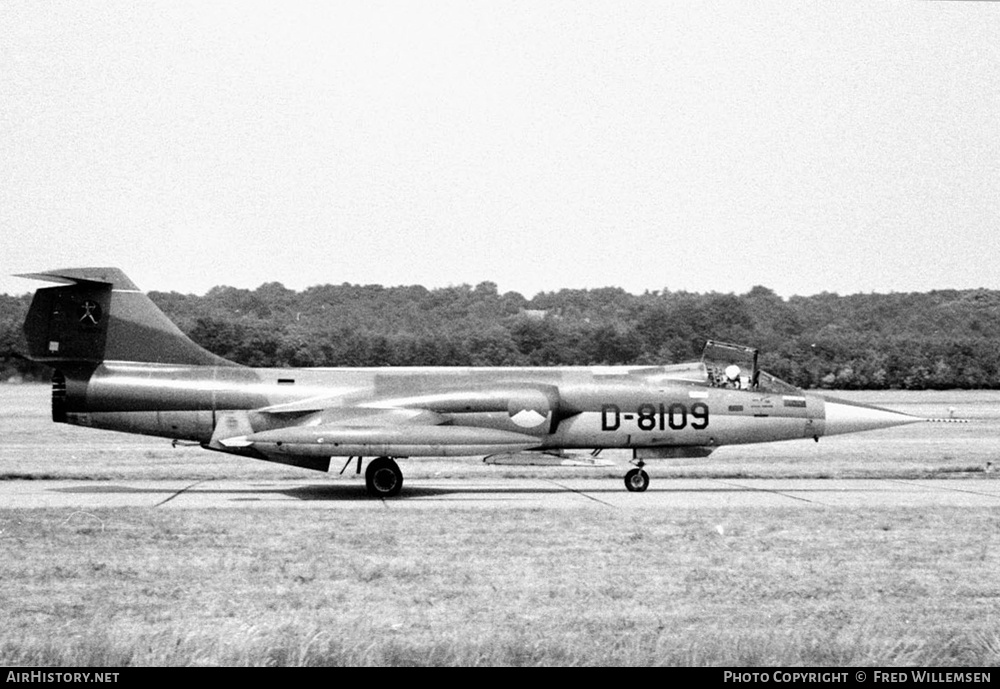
[701,340,800,394]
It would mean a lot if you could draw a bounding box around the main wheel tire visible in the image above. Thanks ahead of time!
[624,468,649,492]
[365,457,403,498]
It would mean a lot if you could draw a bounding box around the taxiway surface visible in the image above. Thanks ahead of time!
[2,477,998,510]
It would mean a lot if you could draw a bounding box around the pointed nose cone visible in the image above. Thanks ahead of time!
[821,397,922,436]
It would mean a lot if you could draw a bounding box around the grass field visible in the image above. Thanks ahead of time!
[1,384,999,666]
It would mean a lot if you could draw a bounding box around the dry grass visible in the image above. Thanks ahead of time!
[1,506,999,666]
[2,384,999,665]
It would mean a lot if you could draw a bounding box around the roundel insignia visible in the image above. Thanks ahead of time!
[507,390,551,429]
[77,300,103,325]
[511,409,548,428]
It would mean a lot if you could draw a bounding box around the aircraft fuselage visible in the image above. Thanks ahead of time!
[55,360,826,457]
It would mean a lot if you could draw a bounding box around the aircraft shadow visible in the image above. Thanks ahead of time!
[51,482,877,503]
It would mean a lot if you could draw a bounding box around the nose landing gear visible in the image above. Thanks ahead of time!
[624,461,649,492]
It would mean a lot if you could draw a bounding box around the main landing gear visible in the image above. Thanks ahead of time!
[339,455,405,497]
[365,456,403,498]
[624,460,649,492]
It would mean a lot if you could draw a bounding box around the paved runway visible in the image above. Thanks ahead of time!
[1,477,998,510]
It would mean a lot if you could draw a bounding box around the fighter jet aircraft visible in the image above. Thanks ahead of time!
[19,267,923,497]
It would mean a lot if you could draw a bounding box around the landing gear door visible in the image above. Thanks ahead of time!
[701,340,759,390]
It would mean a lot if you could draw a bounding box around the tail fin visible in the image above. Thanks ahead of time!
[20,267,237,367]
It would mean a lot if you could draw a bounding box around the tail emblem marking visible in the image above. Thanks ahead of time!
[78,301,102,325]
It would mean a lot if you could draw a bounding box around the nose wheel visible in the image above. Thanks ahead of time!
[624,467,649,492]
[365,456,403,497]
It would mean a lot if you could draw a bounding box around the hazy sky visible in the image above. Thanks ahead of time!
[2,1,998,298]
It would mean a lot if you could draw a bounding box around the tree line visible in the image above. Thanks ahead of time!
[2,282,999,389]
